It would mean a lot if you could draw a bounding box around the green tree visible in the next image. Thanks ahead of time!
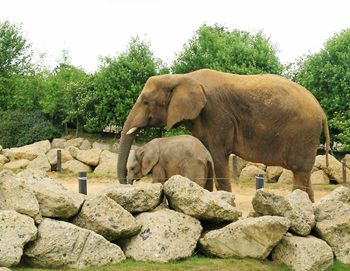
[92,37,161,133]
[294,29,350,149]
[172,24,283,75]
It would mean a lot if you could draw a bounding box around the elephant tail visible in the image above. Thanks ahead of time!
[323,116,330,168]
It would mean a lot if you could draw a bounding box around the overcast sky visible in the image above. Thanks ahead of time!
[1,0,350,73]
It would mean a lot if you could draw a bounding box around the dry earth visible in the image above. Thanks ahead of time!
[49,173,331,217]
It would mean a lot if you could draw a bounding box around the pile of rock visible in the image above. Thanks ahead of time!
[1,169,350,270]
[236,154,350,185]
[0,138,120,175]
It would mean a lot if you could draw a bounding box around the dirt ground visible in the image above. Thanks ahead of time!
[49,172,332,217]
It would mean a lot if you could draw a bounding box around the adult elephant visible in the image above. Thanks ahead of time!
[117,69,329,201]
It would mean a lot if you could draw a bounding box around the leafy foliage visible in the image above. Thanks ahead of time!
[172,24,283,75]
[293,29,350,149]
[0,110,61,148]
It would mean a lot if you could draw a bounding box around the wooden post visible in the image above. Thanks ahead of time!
[56,150,62,173]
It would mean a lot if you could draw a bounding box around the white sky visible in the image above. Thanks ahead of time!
[1,0,350,73]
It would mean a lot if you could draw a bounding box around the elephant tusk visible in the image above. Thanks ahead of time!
[126,127,138,135]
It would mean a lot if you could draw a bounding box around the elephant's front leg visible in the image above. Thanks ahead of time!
[212,150,232,192]
[152,164,166,184]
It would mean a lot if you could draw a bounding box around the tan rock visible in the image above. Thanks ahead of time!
[311,170,329,185]
[266,166,283,183]
[27,155,51,172]
[65,145,79,158]
[4,140,51,161]
[92,141,111,151]
[47,148,73,165]
[239,165,265,181]
[3,159,29,170]
[65,137,84,148]
[0,154,9,166]
[62,159,92,174]
[79,139,92,150]
[77,148,102,166]
[314,154,350,184]
[51,138,66,149]
[278,169,293,184]
[94,162,116,175]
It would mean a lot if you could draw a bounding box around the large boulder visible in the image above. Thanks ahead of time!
[278,169,293,184]
[0,154,9,167]
[163,175,241,222]
[310,170,329,185]
[27,155,51,172]
[77,148,102,166]
[3,159,30,170]
[315,154,350,183]
[272,235,333,271]
[313,186,350,264]
[266,166,283,183]
[51,138,66,149]
[47,148,73,166]
[3,140,51,161]
[65,137,84,149]
[345,154,350,169]
[0,210,37,267]
[17,169,85,219]
[92,141,112,151]
[252,189,315,236]
[94,150,118,175]
[65,145,79,159]
[62,159,92,174]
[0,172,41,222]
[211,191,236,207]
[121,208,202,263]
[239,165,265,181]
[199,216,289,259]
[103,183,163,213]
[72,194,141,241]
[24,218,125,268]
[80,139,92,150]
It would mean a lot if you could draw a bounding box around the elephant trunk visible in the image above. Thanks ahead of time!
[117,122,137,184]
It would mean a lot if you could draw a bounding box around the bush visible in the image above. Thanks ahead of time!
[0,110,61,148]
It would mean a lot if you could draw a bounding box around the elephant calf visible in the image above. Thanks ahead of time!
[127,135,215,191]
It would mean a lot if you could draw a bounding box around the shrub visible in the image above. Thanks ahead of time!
[0,110,61,148]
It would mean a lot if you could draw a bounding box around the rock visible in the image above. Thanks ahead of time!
[199,216,289,259]
[47,148,73,166]
[252,189,315,236]
[24,218,125,268]
[65,137,84,148]
[0,210,37,267]
[163,175,241,222]
[239,165,265,181]
[66,145,79,158]
[72,194,141,241]
[211,191,236,207]
[266,166,283,183]
[311,170,329,184]
[0,172,41,222]
[0,145,2,153]
[79,139,92,150]
[100,150,118,163]
[246,162,266,171]
[103,183,163,213]
[62,159,92,174]
[92,141,111,151]
[230,155,248,178]
[94,162,117,175]
[27,155,51,172]
[121,208,202,263]
[272,235,333,271]
[76,148,102,166]
[51,138,66,149]
[4,140,51,161]
[278,169,293,184]
[345,154,350,169]
[3,159,30,170]
[17,169,85,219]
[313,186,350,264]
[0,154,9,166]
[0,267,12,271]
[315,154,350,183]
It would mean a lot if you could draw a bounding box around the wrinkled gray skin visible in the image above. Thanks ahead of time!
[127,135,215,191]
[118,69,330,201]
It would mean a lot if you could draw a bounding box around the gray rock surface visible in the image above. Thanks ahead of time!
[72,194,141,241]
[25,218,125,268]
[0,210,37,267]
[199,216,289,259]
[103,183,163,213]
[163,175,241,222]
[211,191,236,207]
[272,235,334,271]
[121,208,202,263]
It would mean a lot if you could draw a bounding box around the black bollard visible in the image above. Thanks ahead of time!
[343,158,347,185]
[256,174,264,190]
[56,150,62,173]
[78,172,87,195]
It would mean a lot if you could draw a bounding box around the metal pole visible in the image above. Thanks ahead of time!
[57,150,62,173]
[256,174,264,190]
[232,154,238,181]
[78,172,87,195]
[343,158,347,185]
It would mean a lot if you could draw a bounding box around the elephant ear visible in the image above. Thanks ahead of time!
[166,76,207,129]
[137,143,160,176]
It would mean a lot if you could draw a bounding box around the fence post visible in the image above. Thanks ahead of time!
[56,150,62,173]
[256,174,264,190]
[232,154,238,181]
[78,172,87,195]
[343,158,347,185]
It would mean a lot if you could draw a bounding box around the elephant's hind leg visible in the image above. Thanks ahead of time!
[292,171,314,202]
